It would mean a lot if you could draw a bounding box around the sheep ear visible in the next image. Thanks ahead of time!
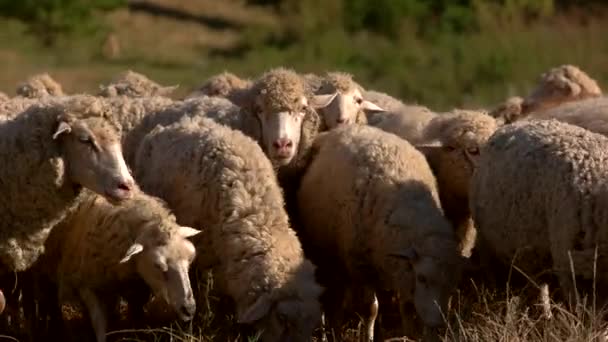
[310,93,337,109]
[361,100,385,112]
[237,294,272,324]
[178,226,201,238]
[53,122,71,140]
[119,243,144,263]
[389,246,419,262]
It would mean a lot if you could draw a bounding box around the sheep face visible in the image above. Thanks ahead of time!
[318,88,384,129]
[120,225,201,322]
[238,293,322,342]
[256,95,333,167]
[393,245,462,329]
[54,117,135,204]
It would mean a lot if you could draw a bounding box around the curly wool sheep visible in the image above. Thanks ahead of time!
[312,72,384,129]
[133,115,323,342]
[525,97,608,137]
[417,110,498,257]
[367,103,438,145]
[297,124,464,341]
[16,73,65,98]
[34,190,201,342]
[187,71,252,105]
[471,119,608,303]
[0,96,136,273]
[490,65,602,123]
[98,70,178,98]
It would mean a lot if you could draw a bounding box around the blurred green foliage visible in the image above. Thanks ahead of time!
[0,0,126,45]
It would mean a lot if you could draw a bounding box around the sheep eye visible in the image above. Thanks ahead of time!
[355,98,363,105]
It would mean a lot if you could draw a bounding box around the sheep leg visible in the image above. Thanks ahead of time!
[357,287,379,342]
[79,288,107,342]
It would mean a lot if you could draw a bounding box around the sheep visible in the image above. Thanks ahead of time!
[367,104,438,145]
[416,110,498,257]
[297,124,465,341]
[0,95,136,274]
[525,97,608,137]
[0,92,8,103]
[312,72,384,129]
[363,90,409,114]
[133,115,323,342]
[124,68,336,173]
[15,73,65,98]
[471,119,608,303]
[187,71,252,106]
[490,64,602,123]
[34,190,201,342]
[98,70,178,98]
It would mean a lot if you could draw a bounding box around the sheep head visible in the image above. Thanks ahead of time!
[247,68,336,167]
[118,199,201,322]
[522,64,602,114]
[237,260,323,342]
[316,72,384,129]
[53,113,135,204]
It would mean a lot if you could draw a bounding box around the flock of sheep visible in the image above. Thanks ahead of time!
[0,64,607,342]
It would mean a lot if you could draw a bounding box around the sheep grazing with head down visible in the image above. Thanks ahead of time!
[15,73,65,99]
[133,115,323,342]
[187,71,252,106]
[297,124,464,342]
[471,119,608,304]
[0,96,135,316]
[312,72,384,129]
[490,64,602,124]
[416,110,498,257]
[98,70,178,98]
[33,190,200,342]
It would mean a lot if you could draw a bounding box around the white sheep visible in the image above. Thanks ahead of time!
[98,70,178,98]
[33,190,201,342]
[297,124,464,341]
[133,115,323,341]
[187,71,252,107]
[489,64,602,123]
[525,97,608,137]
[311,72,384,129]
[416,110,498,257]
[15,73,65,98]
[0,96,135,318]
[471,119,608,304]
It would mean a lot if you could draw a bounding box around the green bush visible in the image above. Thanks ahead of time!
[0,0,126,45]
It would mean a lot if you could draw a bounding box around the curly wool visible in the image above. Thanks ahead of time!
[98,70,178,98]
[317,72,362,95]
[41,190,181,301]
[194,71,251,98]
[525,97,608,137]
[419,110,498,257]
[16,73,64,98]
[471,119,608,296]
[489,96,524,124]
[249,67,311,113]
[0,95,121,272]
[133,115,322,333]
[522,64,602,114]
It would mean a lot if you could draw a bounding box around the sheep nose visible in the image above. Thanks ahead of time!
[273,138,292,150]
[178,303,196,321]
